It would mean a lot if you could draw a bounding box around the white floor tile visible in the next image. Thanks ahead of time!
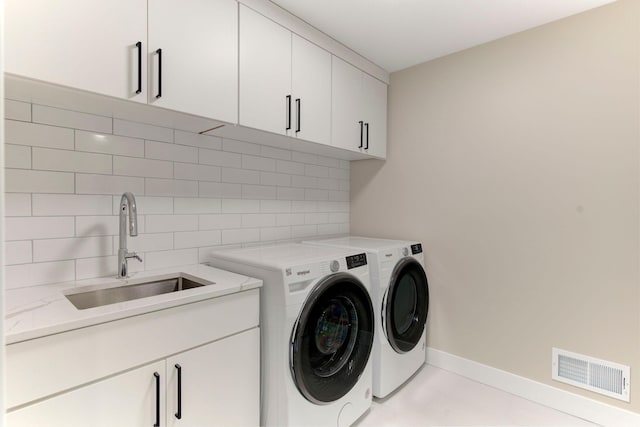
[356,365,597,427]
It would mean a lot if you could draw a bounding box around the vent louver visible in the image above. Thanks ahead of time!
[552,348,630,402]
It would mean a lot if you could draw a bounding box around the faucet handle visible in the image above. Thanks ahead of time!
[126,252,143,263]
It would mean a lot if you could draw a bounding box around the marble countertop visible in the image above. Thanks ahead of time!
[4,264,262,345]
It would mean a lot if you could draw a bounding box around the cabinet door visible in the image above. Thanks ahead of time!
[331,56,364,152]
[362,74,388,158]
[6,361,165,427]
[148,0,238,123]
[239,5,292,135]
[291,35,331,145]
[166,328,260,427]
[5,0,147,103]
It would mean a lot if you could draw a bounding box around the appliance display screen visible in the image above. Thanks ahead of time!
[411,243,423,254]
[346,253,367,269]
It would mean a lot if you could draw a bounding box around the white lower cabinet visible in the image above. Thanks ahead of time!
[6,290,260,427]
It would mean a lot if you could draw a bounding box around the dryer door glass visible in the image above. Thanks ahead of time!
[290,272,374,404]
[385,257,429,353]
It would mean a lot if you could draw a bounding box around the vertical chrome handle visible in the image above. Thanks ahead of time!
[136,42,142,94]
[174,364,182,420]
[153,372,160,427]
[358,121,364,148]
[156,48,162,99]
[295,98,301,133]
[365,123,369,150]
[286,95,292,131]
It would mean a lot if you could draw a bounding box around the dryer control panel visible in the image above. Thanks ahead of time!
[346,253,367,269]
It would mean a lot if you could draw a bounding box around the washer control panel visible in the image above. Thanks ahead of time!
[346,253,367,269]
[411,243,423,254]
[329,260,340,272]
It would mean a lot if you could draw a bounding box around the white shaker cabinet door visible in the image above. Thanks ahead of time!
[239,5,292,136]
[362,73,388,158]
[165,328,260,427]
[5,0,147,103]
[331,56,365,152]
[6,360,166,427]
[291,35,332,145]
[148,0,238,123]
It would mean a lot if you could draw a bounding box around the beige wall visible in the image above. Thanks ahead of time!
[352,0,640,412]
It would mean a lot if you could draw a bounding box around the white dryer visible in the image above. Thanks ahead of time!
[303,237,429,398]
[206,243,374,427]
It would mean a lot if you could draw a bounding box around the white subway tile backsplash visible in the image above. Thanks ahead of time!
[223,138,261,155]
[174,163,221,182]
[242,154,276,172]
[32,105,112,133]
[199,214,241,230]
[175,130,222,150]
[174,198,221,214]
[145,215,197,233]
[144,248,198,270]
[5,120,74,149]
[199,182,242,199]
[260,171,291,187]
[199,148,242,168]
[221,167,260,184]
[5,99,31,121]
[33,194,112,216]
[6,261,75,289]
[5,144,31,169]
[5,241,33,265]
[242,184,276,200]
[75,131,145,157]
[174,230,221,249]
[6,169,74,193]
[33,147,112,174]
[146,140,198,163]
[114,156,173,178]
[241,213,276,228]
[114,119,173,143]
[221,228,260,245]
[260,226,292,242]
[146,178,198,197]
[5,193,32,216]
[221,199,260,214]
[3,100,350,286]
[260,200,292,213]
[33,236,113,262]
[76,174,144,195]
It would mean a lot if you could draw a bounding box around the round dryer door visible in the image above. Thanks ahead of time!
[384,257,429,353]
[290,272,374,404]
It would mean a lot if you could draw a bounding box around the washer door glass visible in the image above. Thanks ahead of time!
[290,272,374,404]
[385,257,429,353]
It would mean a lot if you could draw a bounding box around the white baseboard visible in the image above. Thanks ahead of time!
[426,347,640,427]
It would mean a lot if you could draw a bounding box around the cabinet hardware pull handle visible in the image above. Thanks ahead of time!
[286,95,292,131]
[175,364,182,420]
[295,98,301,133]
[136,42,142,94]
[365,123,369,150]
[155,49,163,98]
[358,121,364,148]
[154,372,160,427]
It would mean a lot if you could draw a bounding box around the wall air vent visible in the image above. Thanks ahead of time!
[552,348,630,402]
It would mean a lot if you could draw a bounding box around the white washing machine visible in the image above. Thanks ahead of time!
[206,243,374,427]
[303,237,429,398]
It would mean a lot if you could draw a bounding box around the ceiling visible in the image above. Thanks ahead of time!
[270,0,617,72]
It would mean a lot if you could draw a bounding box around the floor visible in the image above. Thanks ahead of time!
[356,365,597,426]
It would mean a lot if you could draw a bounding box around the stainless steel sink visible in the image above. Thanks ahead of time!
[66,275,208,310]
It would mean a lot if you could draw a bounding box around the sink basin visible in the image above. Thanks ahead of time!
[66,275,209,310]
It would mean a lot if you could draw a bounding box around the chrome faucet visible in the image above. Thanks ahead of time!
[117,192,142,278]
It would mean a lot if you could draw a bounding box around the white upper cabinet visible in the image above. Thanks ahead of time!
[148,0,238,123]
[239,5,332,145]
[332,56,387,158]
[291,35,332,145]
[5,0,147,103]
[239,5,292,136]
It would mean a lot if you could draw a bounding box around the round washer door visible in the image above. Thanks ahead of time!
[290,272,374,404]
[384,257,429,353]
